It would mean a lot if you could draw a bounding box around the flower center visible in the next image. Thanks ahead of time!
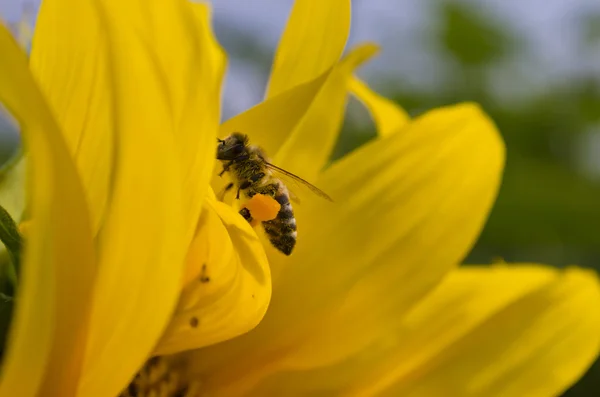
[119,356,199,397]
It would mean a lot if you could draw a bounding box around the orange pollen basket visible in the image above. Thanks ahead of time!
[243,194,281,223]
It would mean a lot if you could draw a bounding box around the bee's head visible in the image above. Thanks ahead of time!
[217,133,249,160]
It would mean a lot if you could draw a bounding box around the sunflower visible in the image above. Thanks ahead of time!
[0,0,598,397]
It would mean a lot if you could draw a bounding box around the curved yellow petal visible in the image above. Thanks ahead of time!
[155,196,271,355]
[148,1,226,244]
[31,1,224,244]
[219,70,329,159]
[266,0,350,98]
[181,103,505,396]
[349,77,410,137]
[213,46,374,217]
[266,103,505,368]
[0,26,96,396]
[346,265,600,397]
[75,3,189,396]
[27,1,225,393]
[274,44,379,182]
[30,0,114,234]
[207,266,600,397]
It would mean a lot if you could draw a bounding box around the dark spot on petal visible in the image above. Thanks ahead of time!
[190,317,199,328]
[199,263,210,283]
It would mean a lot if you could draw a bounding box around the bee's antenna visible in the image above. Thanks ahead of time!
[217,138,224,143]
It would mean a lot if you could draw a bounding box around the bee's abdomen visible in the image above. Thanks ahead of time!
[262,190,296,255]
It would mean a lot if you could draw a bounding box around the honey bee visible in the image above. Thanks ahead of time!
[216,132,332,255]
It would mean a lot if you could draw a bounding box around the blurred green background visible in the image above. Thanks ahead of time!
[3,0,600,394]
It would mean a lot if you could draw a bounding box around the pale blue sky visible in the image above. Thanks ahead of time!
[2,0,600,117]
[210,0,600,115]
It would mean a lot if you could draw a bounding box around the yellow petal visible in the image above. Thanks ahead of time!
[266,0,350,98]
[219,70,329,159]
[74,3,191,396]
[214,71,332,199]
[31,2,225,392]
[345,265,600,397]
[31,1,224,243]
[209,266,600,397]
[155,196,271,355]
[349,76,410,137]
[150,2,226,244]
[181,103,505,396]
[274,44,379,182]
[0,26,96,396]
[266,103,505,368]
[215,46,376,208]
[30,0,114,234]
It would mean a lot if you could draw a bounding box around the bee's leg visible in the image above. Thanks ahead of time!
[236,173,265,200]
[217,182,235,201]
[237,181,252,200]
[219,161,234,177]
[239,207,253,223]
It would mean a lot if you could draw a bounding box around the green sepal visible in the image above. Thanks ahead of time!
[0,150,25,363]
[0,205,20,284]
[0,291,13,359]
[0,151,26,286]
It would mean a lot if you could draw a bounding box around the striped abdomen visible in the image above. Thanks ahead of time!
[261,183,297,255]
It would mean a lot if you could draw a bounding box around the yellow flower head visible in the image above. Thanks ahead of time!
[0,0,599,397]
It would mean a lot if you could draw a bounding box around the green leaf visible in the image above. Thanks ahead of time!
[439,2,514,66]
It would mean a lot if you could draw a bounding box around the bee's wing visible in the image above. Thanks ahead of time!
[265,162,333,202]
